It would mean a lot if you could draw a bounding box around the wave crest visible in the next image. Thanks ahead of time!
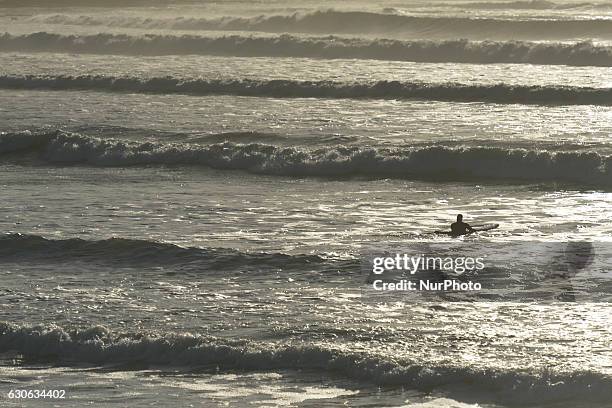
[0,232,330,270]
[1,130,611,186]
[1,322,610,405]
[30,11,612,40]
[1,74,611,106]
[3,33,612,67]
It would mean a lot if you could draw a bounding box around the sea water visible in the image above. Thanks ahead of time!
[0,1,611,407]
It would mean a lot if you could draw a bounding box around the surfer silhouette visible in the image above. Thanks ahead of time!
[450,214,474,236]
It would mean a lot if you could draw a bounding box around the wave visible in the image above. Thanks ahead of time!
[445,0,612,10]
[1,74,612,106]
[0,322,610,405]
[0,0,194,6]
[30,11,612,40]
[3,33,612,67]
[4,0,609,10]
[0,233,337,271]
[451,0,565,9]
[1,131,611,186]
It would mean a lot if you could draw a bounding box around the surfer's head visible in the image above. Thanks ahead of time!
[457,214,463,222]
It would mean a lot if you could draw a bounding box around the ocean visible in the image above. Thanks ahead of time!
[0,0,611,407]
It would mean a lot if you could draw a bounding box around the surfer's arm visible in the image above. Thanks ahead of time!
[466,224,475,232]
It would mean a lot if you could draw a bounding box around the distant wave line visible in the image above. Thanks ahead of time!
[3,33,612,67]
[412,0,612,10]
[29,11,612,40]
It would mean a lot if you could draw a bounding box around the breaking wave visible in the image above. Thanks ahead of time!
[1,131,611,186]
[3,33,612,67]
[0,0,186,6]
[1,74,611,106]
[442,0,612,10]
[0,233,336,271]
[4,0,611,10]
[30,11,612,40]
[0,322,610,405]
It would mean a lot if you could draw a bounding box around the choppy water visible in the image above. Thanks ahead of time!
[1,0,611,407]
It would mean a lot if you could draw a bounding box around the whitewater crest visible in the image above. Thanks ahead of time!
[0,130,611,186]
[0,322,610,405]
[1,75,611,106]
[2,33,612,67]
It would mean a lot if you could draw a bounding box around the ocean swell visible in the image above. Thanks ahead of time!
[0,233,332,271]
[3,32,612,67]
[1,75,611,106]
[0,322,610,405]
[1,131,611,186]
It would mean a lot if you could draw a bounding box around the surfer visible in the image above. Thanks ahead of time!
[450,214,474,236]
[434,214,497,236]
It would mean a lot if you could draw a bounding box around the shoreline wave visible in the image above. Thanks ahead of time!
[0,322,610,405]
[3,33,612,67]
[1,75,611,106]
[1,131,611,186]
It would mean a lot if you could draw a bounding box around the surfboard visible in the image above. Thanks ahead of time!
[470,223,499,232]
[434,223,499,236]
